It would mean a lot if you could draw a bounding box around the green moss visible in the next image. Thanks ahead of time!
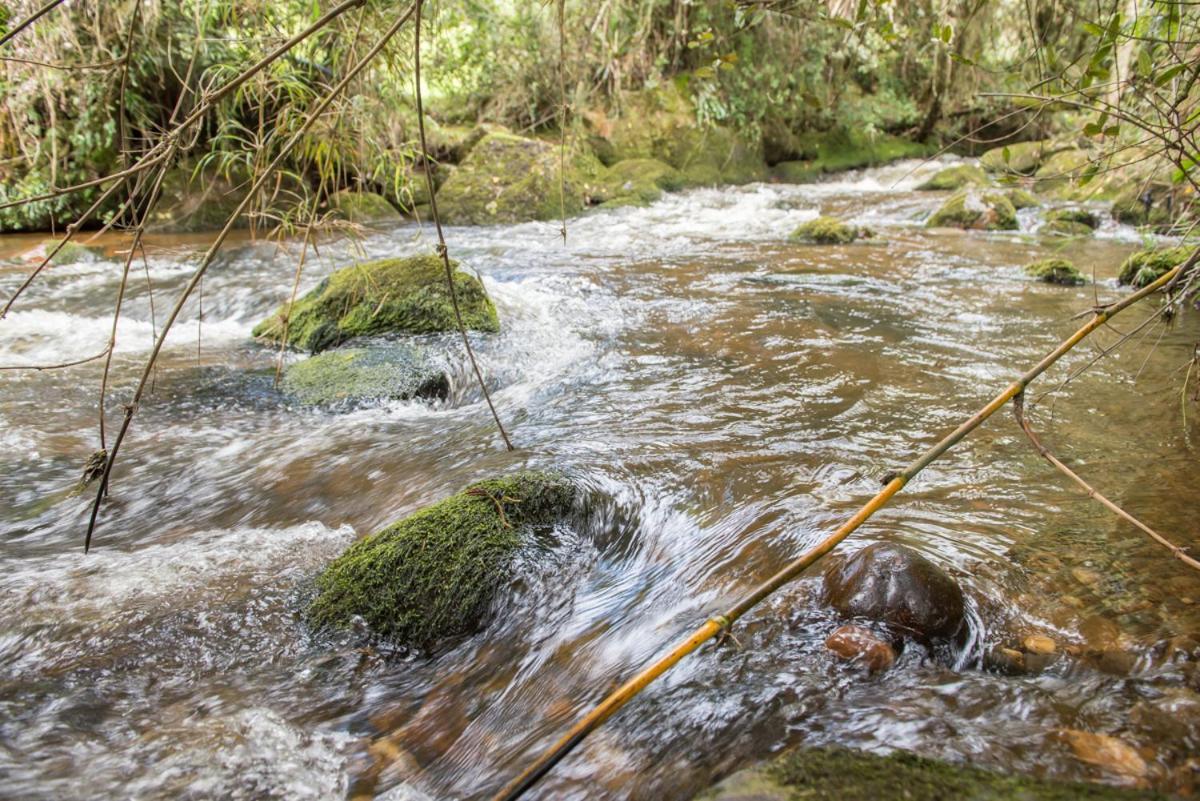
[771,160,819,183]
[1040,219,1093,238]
[1034,149,1091,193]
[979,139,1064,175]
[1117,246,1192,287]
[916,164,987,191]
[596,158,684,207]
[926,190,1018,230]
[252,255,499,352]
[329,190,400,224]
[282,345,448,407]
[41,239,100,264]
[744,747,1163,801]
[1111,184,1176,228]
[1025,258,1085,285]
[434,132,606,225]
[791,216,859,244]
[307,471,576,647]
[1005,187,1041,209]
[1045,207,1099,228]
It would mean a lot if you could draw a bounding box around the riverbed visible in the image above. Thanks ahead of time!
[1,160,1197,799]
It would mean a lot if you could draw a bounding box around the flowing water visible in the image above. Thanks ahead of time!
[2,160,1198,800]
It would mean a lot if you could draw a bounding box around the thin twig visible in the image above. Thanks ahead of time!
[1013,393,1200,572]
[0,346,111,372]
[412,0,514,451]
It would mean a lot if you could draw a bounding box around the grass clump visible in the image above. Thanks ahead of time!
[1025,258,1085,285]
[252,255,499,353]
[1117,246,1192,287]
[307,471,576,649]
[791,215,860,244]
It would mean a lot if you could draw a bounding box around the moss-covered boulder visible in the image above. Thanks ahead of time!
[1117,246,1192,287]
[1025,258,1085,285]
[329,190,400,224]
[434,132,605,225]
[308,471,576,647]
[1111,183,1176,229]
[39,238,101,264]
[282,345,448,408]
[252,255,499,353]
[1034,149,1091,192]
[1005,187,1041,209]
[596,158,684,207]
[604,83,767,187]
[916,164,988,191]
[1045,207,1100,228]
[979,139,1068,175]
[926,189,1019,230]
[791,216,862,244]
[1040,219,1093,238]
[695,747,1165,801]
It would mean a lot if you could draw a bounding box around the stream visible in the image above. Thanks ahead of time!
[1,159,1198,800]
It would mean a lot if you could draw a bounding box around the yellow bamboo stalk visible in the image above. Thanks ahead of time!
[487,257,1193,801]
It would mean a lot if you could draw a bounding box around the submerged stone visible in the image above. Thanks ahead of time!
[282,345,448,408]
[1024,258,1085,285]
[926,189,1018,230]
[252,255,499,352]
[307,471,576,648]
[434,132,605,225]
[916,164,988,191]
[822,542,965,641]
[824,625,895,673]
[1117,246,1192,287]
[790,215,861,244]
[694,746,1166,800]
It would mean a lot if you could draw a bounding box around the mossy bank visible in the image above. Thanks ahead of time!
[308,471,576,649]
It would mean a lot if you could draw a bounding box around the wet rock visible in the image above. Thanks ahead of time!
[824,625,896,673]
[308,471,576,648]
[595,158,684,207]
[980,139,1068,175]
[916,164,988,191]
[1079,615,1121,650]
[1045,207,1100,228]
[1005,187,1041,209]
[1039,219,1093,237]
[1023,634,1057,655]
[434,132,606,225]
[1034,149,1091,193]
[790,215,864,245]
[822,543,965,641]
[984,645,1028,675]
[329,190,401,224]
[1024,258,1085,285]
[1117,246,1192,287]
[1111,182,1180,229]
[925,189,1018,230]
[1052,729,1149,785]
[695,745,1161,801]
[1089,647,1139,677]
[252,255,499,352]
[282,345,448,408]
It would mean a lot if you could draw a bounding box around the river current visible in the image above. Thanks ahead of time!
[1,160,1197,799]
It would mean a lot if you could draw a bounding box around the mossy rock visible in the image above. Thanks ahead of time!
[252,255,499,353]
[791,216,861,244]
[434,132,606,225]
[596,158,684,207]
[604,83,767,186]
[40,239,101,264]
[1034,149,1091,193]
[307,471,576,648]
[1005,187,1041,209]
[979,139,1067,175]
[916,164,988,191]
[1111,183,1177,229]
[1045,207,1099,228]
[926,190,1018,230]
[1025,258,1085,285]
[329,190,400,224]
[1039,219,1093,238]
[282,345,448,408]
[695,746,1166,801]
[1117,246,1192,287]
[771,160,820,183]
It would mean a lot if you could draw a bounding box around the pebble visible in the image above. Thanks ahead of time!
[1053,729,1149,784]
[825,625,896,674]
[1071,567,1102,586]
[1023,635,1057,655]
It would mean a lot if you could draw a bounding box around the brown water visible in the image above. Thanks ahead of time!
[1,161,1198,800]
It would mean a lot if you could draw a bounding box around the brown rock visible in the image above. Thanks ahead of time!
[1071,567,1102,586]
[1053,729,1149,785]
[825,625,896,673]
[823,543,965,641]
[1023,635,1057,655]
[1079,615,1121,650]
